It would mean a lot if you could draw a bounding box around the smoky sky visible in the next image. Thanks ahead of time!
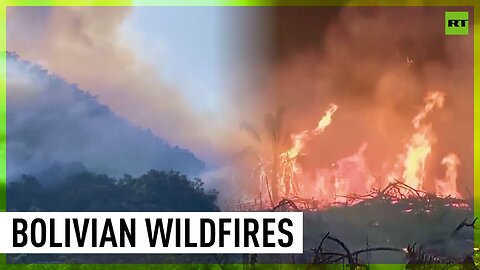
[6,6,244,168]
[6,53,204,185]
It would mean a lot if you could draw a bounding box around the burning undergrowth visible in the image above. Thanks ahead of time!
[230,86,475,265]
[234,90,475,262]
[231,89,469,212]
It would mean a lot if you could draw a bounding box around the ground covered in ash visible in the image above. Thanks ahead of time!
[300,199,474,265]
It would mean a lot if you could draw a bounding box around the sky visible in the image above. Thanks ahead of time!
[6,6,266,168]
[123,7,225,114]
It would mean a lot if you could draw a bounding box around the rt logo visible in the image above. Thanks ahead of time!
[445,11,469,35]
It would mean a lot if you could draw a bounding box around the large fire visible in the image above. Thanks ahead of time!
[254,91,462,207]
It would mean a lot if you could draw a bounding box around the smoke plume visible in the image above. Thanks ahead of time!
[7,53,204,185]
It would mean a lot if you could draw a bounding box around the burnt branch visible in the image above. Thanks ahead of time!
[451,217,478,238]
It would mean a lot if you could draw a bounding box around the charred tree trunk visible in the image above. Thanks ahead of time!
[265,108,284,204]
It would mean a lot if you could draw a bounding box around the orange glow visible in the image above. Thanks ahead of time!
[279,103,338,197]
[402,125,433,190]
[400,91,444,190]
[313,104,338,135]
[254,91,463,208]
[436,153,461,198]
[282,103,338,160]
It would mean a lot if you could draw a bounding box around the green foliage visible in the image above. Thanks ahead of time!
[7,170,219,212]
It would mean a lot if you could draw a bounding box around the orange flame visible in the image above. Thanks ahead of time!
[400,91,444,189]
[280,103,338,196]
[283,103,338,160]
[412,91,444,129]
[334,142,373,197]
[313,104,338,135]
[402,125,434,189]
[436,153,461,197]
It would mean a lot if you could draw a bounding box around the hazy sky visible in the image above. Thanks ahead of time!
[7,7,265,168]
[123,7,225,113]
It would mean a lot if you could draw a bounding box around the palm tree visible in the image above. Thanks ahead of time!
[241,108,289,204]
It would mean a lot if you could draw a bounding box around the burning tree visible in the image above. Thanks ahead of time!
[241,104,339,204]
[279,103,338,199]
[239,108,287,204]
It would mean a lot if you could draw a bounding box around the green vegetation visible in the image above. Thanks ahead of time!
[7,170,219,212]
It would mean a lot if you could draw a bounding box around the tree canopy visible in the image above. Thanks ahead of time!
[7,170,219,212]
